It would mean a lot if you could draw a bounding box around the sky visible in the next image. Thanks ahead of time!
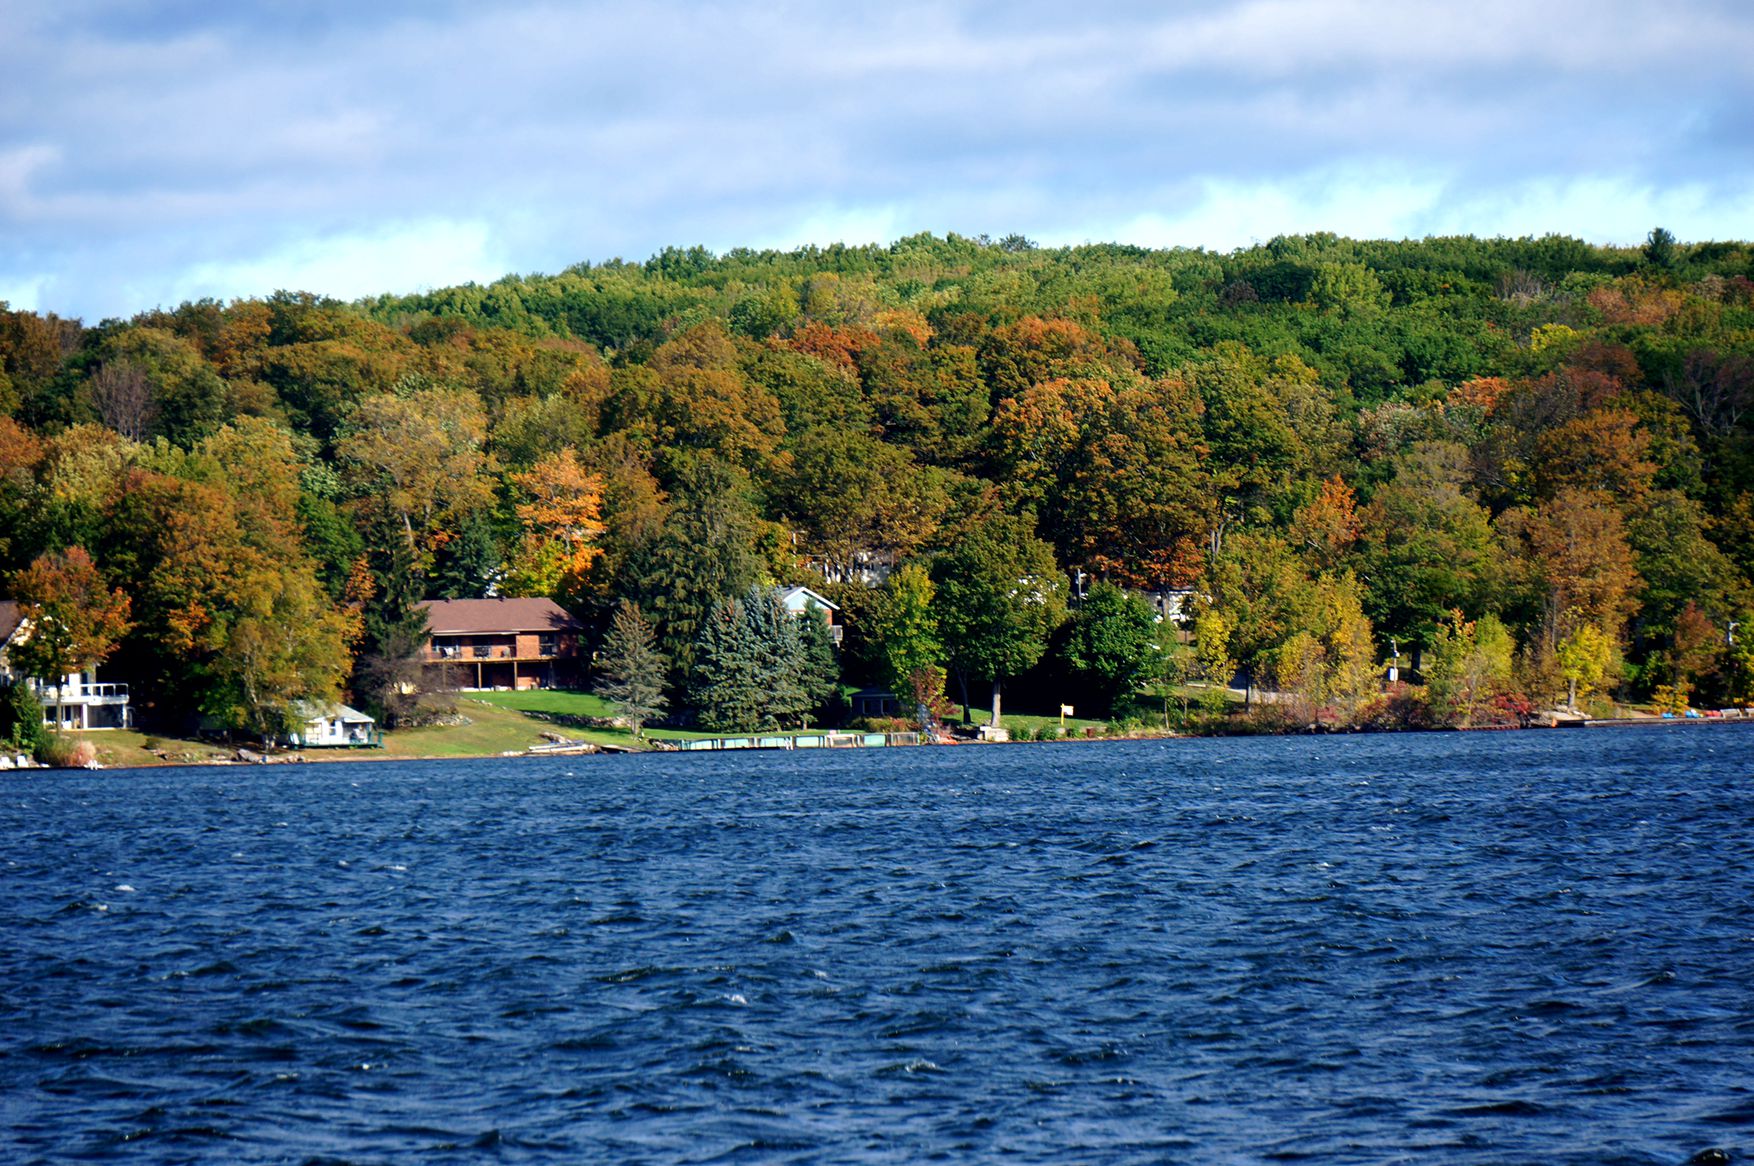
[5,0,1753,320]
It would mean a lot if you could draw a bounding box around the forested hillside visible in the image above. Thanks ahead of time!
[2,229,1750,734]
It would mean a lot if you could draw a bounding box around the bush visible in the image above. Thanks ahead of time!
[1354,682,1431,731]
[1036,723,1062,741]
[850,716,913,734]
[37,734,97,768]
[0,682,46,755]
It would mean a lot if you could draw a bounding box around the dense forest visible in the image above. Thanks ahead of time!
[1,228,1751,738]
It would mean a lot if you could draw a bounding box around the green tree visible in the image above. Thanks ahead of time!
[0,680,45,754]
[1642,226,1677,269]
[1308,262,1389,316]
[867,563,943,696]
[1423,611,1515,726]
[203,564,351,744]
[1356,442,1498,649]
[1060,582,1159,713]
[932,514,1068,724]
[689,595,766,732]
[742,587,810,729]
[623,459,768,678]
[1186,344,1341,522]
[795,600,842,725]
[595,599,668,736]
[688,588,809,733]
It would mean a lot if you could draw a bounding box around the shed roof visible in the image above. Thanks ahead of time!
[293,700,376,726]
[418,597,581,635]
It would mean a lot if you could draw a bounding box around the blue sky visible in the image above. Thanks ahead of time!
[5,0,1753,320]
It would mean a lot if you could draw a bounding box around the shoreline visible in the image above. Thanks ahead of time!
[22,710,1749,774]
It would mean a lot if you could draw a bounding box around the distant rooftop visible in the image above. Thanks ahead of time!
[418,597,581,635]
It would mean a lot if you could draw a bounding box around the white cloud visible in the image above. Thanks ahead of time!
[742,205,912,256]
[1072,169,1754,253]
[1090,169,1451,252]
[161,219,508,306]
[4,1,1754,317]
[0,274,49,313]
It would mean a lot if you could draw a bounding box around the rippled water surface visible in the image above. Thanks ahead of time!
[4,727,1752,1164]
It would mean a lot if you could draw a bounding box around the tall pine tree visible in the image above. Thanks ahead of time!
[795,599,842,725]
[595,600,667,736]
[690,595,767,732]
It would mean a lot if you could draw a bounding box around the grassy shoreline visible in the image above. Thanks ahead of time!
[43,688,1752,771]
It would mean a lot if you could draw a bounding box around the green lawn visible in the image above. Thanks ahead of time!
[468,689,833,743]
[66,729,234,769]
[382,698,641,756]
[468,689,618,718]
[59,698,643,768]
[947,702,1108,734]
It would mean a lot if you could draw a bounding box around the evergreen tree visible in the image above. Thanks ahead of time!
[354,523,433,726]
[795,599,842,724]
[624,459,765,680]
[688,587,828,732]
[689,595,768,732]
[743,587,808,728]
[595,599,667,736]
[427,512,502,599]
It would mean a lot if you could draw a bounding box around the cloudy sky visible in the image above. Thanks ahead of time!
[5,0,1752,319]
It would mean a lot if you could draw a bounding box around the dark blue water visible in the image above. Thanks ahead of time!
[3,727,1751,1165]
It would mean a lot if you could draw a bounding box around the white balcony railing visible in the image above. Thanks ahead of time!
[28,680,129,701]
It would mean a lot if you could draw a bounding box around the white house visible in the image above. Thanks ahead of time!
[290,701,379,748]
[0,600,132,730]
[778,585,843,644]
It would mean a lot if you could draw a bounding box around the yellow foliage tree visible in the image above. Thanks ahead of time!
[502,448,606,601]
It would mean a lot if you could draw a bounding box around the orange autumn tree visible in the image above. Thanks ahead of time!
[1294,476,1361,572]
[11,546,132,729]
[502,448,607,602]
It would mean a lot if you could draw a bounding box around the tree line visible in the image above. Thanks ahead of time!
[1,227,1751,739]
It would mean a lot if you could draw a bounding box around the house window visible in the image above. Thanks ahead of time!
[538,636,558,657]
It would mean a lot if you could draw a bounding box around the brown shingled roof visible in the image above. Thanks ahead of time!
[0,600,21,645]
[417,597,580,635]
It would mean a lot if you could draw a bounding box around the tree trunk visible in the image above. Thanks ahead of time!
[957,671,972,724]
[1567,677,1578,712]
[990,678,1003,729]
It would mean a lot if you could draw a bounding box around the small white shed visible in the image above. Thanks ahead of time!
[292,702,378,747]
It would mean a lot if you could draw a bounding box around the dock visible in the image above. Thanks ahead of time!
[667,731,920,752]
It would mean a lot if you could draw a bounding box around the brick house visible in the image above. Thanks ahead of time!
[418,597,582,691]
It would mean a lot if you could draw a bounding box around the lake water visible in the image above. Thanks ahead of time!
[3,726,1751,1165]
